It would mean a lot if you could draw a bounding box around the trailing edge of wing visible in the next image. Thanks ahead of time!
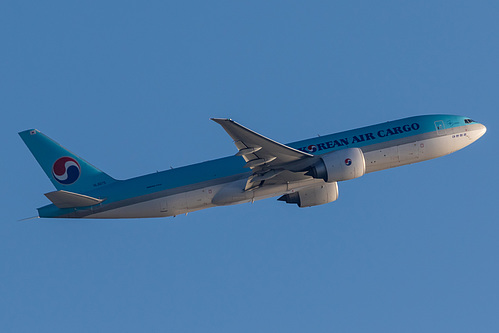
[211,118,313,169]
[44,190,105,209]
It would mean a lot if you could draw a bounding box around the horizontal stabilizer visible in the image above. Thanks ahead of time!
[44,190,105,209]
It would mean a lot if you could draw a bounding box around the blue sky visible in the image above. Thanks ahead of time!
[1,1,498,332]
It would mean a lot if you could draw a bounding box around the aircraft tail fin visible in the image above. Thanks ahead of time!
[19,129,116,194]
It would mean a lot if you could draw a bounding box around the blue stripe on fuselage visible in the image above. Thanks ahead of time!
[38,114,469,217]
[288,114,463,154]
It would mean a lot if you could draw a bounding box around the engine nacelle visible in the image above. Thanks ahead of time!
[307,148,366,182]
[278,182,338,207]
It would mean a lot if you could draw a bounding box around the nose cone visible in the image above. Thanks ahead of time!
[476,123,487,139]
[466,122,487,144]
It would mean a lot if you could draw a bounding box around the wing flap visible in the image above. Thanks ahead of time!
[45,190,105,209]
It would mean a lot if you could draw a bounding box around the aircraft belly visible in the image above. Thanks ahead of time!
[211,179,254,206]
[252,178,323,202]
[212,177,324,206]
[161,188,215,216]
[87,198,169,218]
[88,188,218,218]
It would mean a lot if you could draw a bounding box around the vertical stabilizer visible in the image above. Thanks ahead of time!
[19,129,116,194]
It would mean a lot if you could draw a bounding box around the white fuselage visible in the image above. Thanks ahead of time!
[88,124,485,219]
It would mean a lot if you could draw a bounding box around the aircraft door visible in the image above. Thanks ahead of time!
[435,120,445,135]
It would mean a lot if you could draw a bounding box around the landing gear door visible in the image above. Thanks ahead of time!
[435,120,445,135]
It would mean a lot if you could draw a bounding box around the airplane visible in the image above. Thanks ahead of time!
[19,114,486,219]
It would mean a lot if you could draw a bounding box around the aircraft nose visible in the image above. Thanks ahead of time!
[477,123,487,138]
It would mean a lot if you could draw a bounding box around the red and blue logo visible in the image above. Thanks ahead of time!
[345,158,352,166]
[306,144,318,153]
[52,157,81,185]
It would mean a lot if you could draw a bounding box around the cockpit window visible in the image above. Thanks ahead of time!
[464,119,475,124]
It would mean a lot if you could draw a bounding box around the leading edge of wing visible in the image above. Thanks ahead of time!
[211,118,313,169]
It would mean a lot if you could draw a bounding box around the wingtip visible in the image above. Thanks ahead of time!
[211,118,233,123]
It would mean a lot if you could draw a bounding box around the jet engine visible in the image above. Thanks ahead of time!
[278,182,338,207]
[307,148,365,182]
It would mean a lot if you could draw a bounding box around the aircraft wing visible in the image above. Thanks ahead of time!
[212,118,315,190]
